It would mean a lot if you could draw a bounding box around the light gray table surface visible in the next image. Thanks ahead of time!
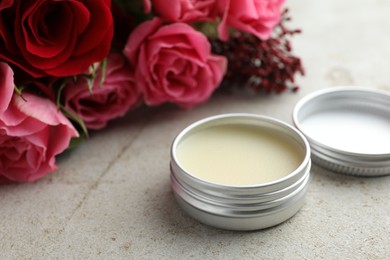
[1,0,390,259]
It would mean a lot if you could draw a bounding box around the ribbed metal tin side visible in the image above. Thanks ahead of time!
[170,113,311,231]
[311,153,390,176]
[172,181,309,231]
[293,87,390,176]
[172,163,310,205]
[171,168,310,214]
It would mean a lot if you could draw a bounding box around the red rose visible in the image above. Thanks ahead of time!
[0,0,13,11]
[0,0,113,77]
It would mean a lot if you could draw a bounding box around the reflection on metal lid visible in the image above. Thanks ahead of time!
[293,87,390,176]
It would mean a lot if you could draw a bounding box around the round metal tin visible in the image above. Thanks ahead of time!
[170,114,311,231]
[293,87,390,176]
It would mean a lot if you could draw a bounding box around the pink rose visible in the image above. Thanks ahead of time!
[123,18,227,108]
[0,62,13,115]
[62,53,141,130]
[0,64,78,183]
[217,0,285,41]
[148,0,218,22]
[0,0,113,77]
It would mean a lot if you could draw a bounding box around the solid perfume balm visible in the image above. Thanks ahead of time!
[176,124,304,185]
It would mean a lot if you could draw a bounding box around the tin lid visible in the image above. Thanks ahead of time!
[293,87,390,176]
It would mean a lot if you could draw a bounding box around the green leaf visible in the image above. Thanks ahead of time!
[14,85,27,101]
[67,135,85,150]
[86,76,94,94]
[14,84,24,94]
[99,58,108,88]
[56,80,68,109]
[60,105,89,138]
[194,21,219,39]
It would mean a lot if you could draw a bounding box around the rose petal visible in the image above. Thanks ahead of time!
[0,0,13,11]
[0,62,14,114]
[124,18,162,65]
[14,93,76,130]
[25,2,89,58]
[152,0,180,21]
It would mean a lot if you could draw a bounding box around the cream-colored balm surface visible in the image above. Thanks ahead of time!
[176,124,304,186]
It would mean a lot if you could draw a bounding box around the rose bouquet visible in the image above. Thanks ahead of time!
[0,0,303,183]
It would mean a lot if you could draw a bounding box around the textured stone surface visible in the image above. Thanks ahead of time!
[1,0,390,259]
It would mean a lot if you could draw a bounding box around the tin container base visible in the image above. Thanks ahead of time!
[170,114,312,231]
[173,184,308,231]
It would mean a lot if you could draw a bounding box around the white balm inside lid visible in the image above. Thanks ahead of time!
[170,114,311,231]
[293,87,390,176]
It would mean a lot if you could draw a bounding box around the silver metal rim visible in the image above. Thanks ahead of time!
[293,87,390,176]
[171,113,311,191]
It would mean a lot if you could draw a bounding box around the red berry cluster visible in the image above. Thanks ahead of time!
[211,9,304,94]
